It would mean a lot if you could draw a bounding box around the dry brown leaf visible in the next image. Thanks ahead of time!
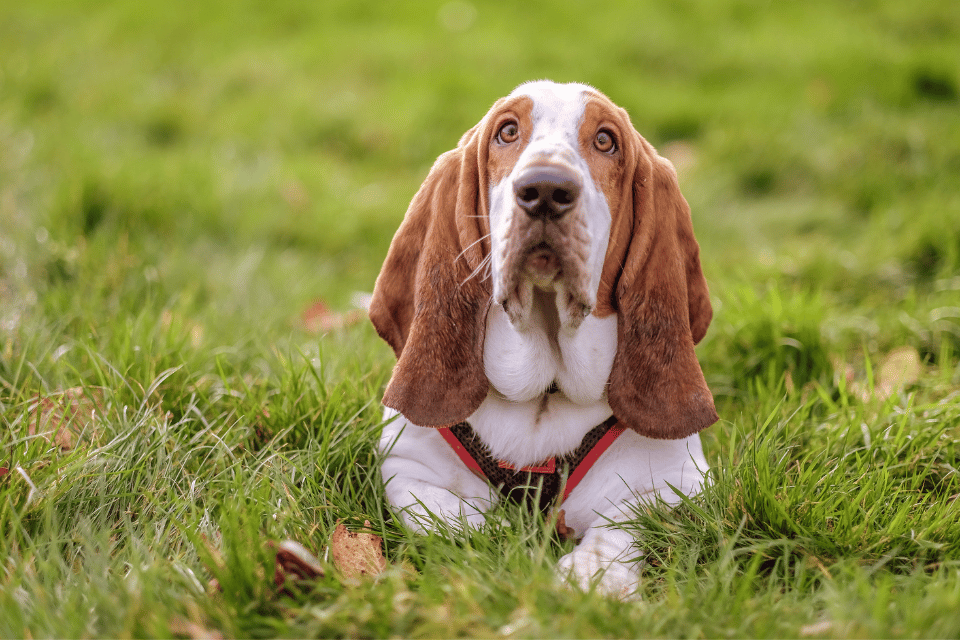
[330,520,386,579]
[877,346,922,399]
[301,300,364,333]
[553,509,577,542]
[27,387,104,450]
[272,539,325,593]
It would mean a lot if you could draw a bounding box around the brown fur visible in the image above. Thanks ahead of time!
[603,133,717,439]
[368,119,494,426]
[369,88,717,438]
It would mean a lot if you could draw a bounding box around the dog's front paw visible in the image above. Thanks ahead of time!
[555,535,641,600]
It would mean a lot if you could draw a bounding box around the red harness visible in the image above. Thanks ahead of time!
[437,416,626,511]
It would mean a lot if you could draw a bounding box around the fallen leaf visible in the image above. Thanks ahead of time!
[553,509,577,541]
[272,539,325,593]
[301,300,364,333]
[27,387,104,450]
[877,346,922,399]
[330,520,386,579]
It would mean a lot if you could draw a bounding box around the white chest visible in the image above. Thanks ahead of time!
[469,302,618,467]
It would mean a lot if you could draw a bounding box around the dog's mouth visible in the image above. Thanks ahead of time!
[497,232,592,330]
[523,241,562,286]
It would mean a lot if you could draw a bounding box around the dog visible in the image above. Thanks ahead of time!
[369,80,717,598]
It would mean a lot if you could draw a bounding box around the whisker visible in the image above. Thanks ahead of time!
[454,232,492,266]
[461,253,492,286]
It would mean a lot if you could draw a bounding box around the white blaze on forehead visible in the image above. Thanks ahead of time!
[508,81,594,153]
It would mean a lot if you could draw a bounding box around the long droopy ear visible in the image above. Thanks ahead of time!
[368,128,492,427]
[606,135,718,439]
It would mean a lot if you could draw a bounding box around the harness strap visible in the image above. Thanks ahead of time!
[437,427,485,478]
[437,415,624,511]
[562,421,625,502]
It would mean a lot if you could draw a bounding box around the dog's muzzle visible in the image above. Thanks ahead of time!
[495,161,594,329]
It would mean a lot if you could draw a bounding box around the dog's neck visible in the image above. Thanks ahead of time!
[470,289,618,467]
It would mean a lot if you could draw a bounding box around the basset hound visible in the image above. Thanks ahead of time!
[370,80,717,598]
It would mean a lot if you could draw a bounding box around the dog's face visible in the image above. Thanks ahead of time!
[484,81,628,330]
[369,80,718,439]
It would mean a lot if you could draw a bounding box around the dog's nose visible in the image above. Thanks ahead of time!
[514,166,582,220]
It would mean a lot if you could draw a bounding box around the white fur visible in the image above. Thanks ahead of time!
[476,306,617,467]
[379,81,709,599]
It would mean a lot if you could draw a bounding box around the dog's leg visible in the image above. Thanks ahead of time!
[555,432,709,599]
[379,411,496,532]
[555,515,642,599]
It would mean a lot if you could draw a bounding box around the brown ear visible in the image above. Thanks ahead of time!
[368,130,492,428]
[607,136,718,439]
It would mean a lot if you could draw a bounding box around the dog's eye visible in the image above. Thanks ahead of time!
[594,130,616,154]
[497,121,519,144]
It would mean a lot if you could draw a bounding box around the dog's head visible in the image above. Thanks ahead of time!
[369,80,717,439]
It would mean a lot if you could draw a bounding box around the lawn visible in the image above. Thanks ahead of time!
[2,0,960,636]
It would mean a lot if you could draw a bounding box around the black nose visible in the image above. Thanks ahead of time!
[513,166,582,220]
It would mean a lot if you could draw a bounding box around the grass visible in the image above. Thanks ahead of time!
[2,0,960,636]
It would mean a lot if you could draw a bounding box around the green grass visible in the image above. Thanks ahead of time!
[2,0,960,636]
